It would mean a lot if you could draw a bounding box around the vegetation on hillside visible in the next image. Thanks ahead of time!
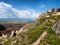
[39,14,60,45]
[0,12,60,45]
[22,13,60,45]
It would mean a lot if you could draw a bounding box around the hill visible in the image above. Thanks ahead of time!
[0,8,60,45]
[27,8,60,45]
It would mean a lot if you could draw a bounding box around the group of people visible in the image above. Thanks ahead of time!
[47,8,60,14]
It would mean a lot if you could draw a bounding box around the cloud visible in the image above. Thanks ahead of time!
[0,2,39,20]
[0,2,18,18]
[40,4,45,8]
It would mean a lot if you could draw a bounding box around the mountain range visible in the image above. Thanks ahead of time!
[0,18,34,23]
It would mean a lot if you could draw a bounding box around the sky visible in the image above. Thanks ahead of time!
[0,0,60,20]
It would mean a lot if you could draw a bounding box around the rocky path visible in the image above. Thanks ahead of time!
[32,31,47,45]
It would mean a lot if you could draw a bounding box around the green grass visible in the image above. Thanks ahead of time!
[27,26,44,44]
[1,14,60,45]
[5,38,15,45]
[38,15,60,45]
[45,33,60,45]
[5,39,12,45]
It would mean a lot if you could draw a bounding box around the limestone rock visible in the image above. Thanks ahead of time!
[52,21,60,34]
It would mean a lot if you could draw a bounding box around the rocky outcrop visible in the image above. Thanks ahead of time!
[52,21,60,34]
[56,8,60,12]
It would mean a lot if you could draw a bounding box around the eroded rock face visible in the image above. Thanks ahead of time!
[52,21,60,34]
[0,25,6,31]
[57,8,60,12]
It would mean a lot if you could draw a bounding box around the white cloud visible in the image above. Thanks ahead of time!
[13,9,39,19]
[0,2,39,20]
[0,2,17,18]
[40,4,45,8]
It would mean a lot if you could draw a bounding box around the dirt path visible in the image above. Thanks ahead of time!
[31,31,47,45]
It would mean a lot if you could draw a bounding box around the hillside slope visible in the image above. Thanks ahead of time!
[0,9,60,45]
[27,11,60,45]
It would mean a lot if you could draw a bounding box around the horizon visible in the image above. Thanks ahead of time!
[0,0,60,20]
